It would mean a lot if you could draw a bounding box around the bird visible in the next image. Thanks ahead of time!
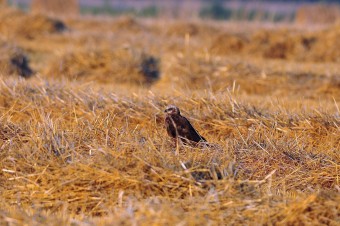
[164,105,206,146]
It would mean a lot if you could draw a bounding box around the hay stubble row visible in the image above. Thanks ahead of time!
[0,6,339,225]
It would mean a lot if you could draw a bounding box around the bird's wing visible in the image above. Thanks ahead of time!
[181,116,207,142]
[165,116,177,138]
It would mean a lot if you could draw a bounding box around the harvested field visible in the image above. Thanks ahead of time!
[0,5,339,225]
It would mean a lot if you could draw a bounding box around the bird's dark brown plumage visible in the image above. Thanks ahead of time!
[164,105,206,145]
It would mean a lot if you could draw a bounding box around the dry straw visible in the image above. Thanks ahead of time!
[32,0,79,16]
[0,6,339,225]
[0,7,66,40]
[0,79,339,224]
[296,4,340,24]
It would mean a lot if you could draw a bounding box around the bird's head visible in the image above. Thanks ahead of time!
[164,105,180,115]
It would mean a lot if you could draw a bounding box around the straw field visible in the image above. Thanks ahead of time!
[0,6,339,225]
[31,0,79,16]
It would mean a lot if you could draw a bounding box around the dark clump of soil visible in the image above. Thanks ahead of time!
[0,41,34,78]
[139,54,161,84]
[10,54,33,78]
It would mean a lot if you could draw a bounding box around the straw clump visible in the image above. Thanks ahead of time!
[31,0,79,16]
[159,52,340,97]
[166,21,218,37]
[111,16,148,33]
[295,4,340,24]
[46,48,160,85]
[0,7,66,39]
[210,25,340,62]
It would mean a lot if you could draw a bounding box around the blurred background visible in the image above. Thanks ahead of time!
[4,0,340,24]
